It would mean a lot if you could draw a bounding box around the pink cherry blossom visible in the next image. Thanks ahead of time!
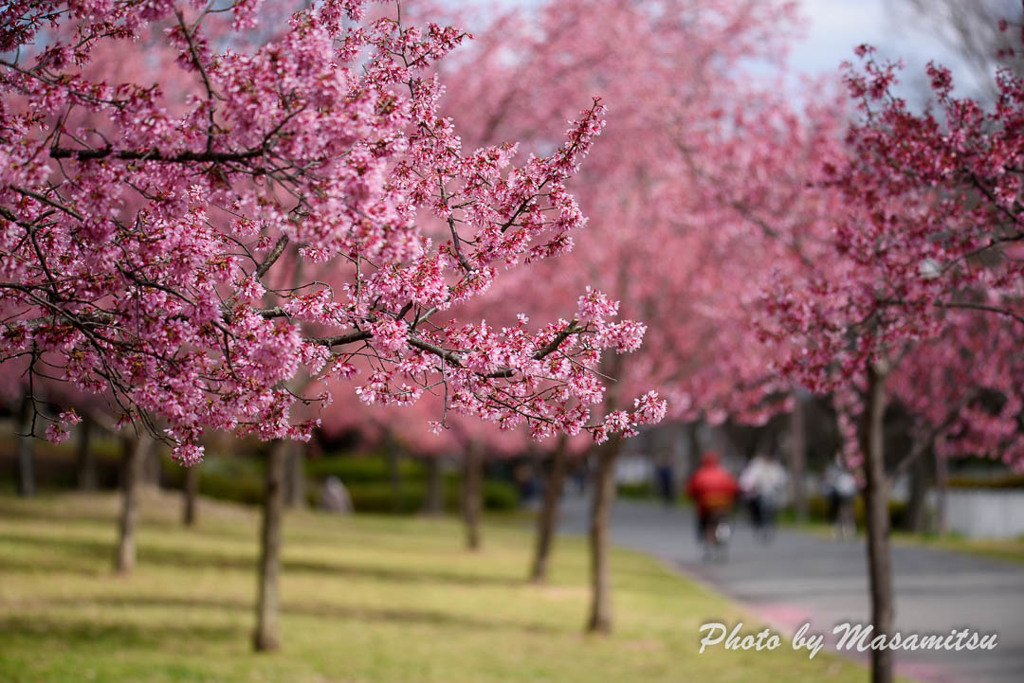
[0,0,661,461]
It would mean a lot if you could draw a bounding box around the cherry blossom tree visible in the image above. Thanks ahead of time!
[0,0,664,470]
[1,0,674,654]
[434,0,838,632]
[889,311,1024,532]
[757,47,1024,683]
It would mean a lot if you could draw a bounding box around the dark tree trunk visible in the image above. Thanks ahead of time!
[423,457,444,516]
[789,389,808,522]
[76,415,98,492]
[530,436,568,584]
[16,395,36,498]
[902,441,930,533]
[862,362,894,683]
[934,447,949,535]
[462,441,484,551]
[284,441,307,510]
[115,435,151,575]
[182,464,199,527]
[586,435,622,634]
[254,440,286,652]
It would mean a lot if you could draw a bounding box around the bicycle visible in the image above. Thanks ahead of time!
[703,506,732,562]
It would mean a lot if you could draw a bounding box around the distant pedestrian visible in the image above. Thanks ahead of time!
[514,461,538,503]
[321,476,353,514]
[823,458,857,538]
[739,452,788,542]
[655,454,676,507]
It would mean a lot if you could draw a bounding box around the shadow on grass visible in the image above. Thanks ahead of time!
[0,501,117,527]
[0,614,243,650]
[282,558,523,587]
[0,500,260,543]
[22,594,562,636]
[0,534,112,575]
[0,531,522,588]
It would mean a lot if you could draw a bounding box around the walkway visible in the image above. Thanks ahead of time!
[557,497,1024,683]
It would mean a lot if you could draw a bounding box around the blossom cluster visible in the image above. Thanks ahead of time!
[753,48,1024,465]
[0,0,660,461]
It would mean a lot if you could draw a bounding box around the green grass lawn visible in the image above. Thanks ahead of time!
[0,491,868,683]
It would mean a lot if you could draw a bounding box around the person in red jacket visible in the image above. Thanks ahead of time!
[686,451,741,545]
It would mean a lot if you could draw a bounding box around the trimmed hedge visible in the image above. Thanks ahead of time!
[317,478,518,514]
[618,482,656,500]
[162,454,265,505]
[160,453,519,514]
[305,454,426,483]
[948,473,1024,489]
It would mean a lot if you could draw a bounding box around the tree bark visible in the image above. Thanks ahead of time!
[903,441,930,533]
[182,464,199,527]
[586,435,622,634]
[934,446,949,536]
[862,362,894,683]
[254,439,287,652]
[530,436,568,584]
[16,395,36,498]
[284,441,307,510]
[76,415,98,492]
[115,435,151,575]
[423,457,444,516]
[462,441,484,551]
[789,389,808,522]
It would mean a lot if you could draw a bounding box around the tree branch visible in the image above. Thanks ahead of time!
[935,301,1024,326]
[49,145,264,164]
[888,389,977,485]
[254,235,290,282]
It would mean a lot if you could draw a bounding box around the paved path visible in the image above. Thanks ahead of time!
[557,496,1024,683]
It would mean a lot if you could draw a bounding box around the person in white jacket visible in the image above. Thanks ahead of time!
[739,453,788,542]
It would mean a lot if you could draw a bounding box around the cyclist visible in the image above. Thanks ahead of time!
[686,451,741,558]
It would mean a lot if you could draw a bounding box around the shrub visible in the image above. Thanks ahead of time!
[306,454,426,483]
[618,481,656,500]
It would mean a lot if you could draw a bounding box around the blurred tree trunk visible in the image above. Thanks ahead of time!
[16,395,36,498]
[115,434,152,574]
[284,441,307,510]
[76,415,98,492]
[423,457,444,516]
[586,435,622,634]
[934,448,949,535]
[862,362,894,683]
[462,441,484,551]
[789,389,808,522]
[530,435,568,584]
[182,464,199,527]
[254,440,286,652]
[903,441,931,532]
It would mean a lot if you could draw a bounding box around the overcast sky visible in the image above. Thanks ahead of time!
[489,0,988,101]
[785,0,993,100]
